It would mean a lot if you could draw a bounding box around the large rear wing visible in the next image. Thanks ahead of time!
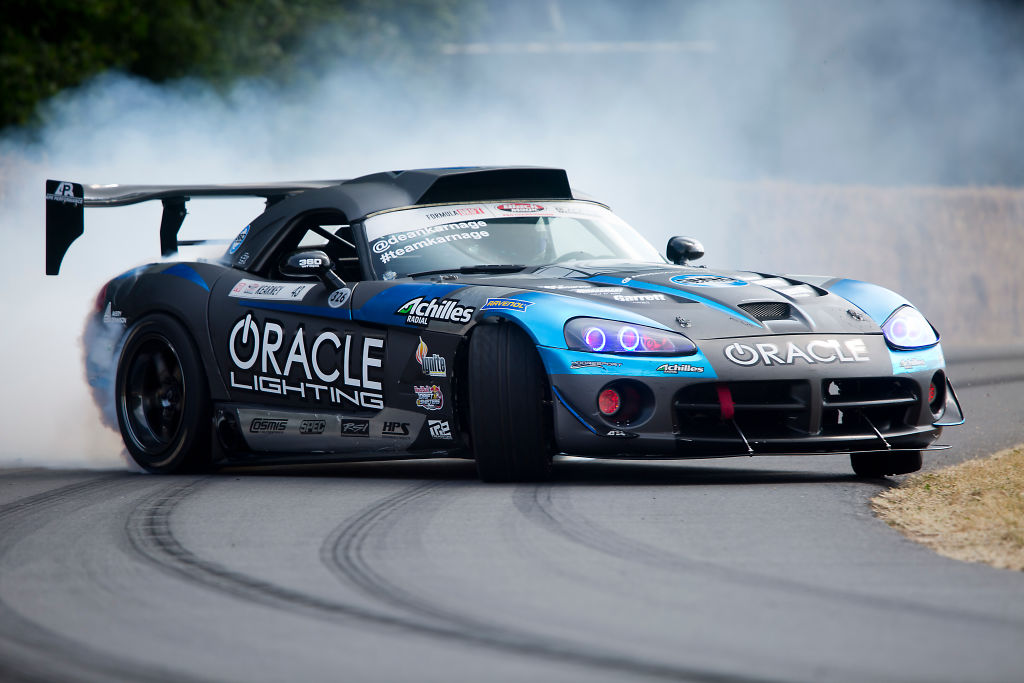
[44,179,344,275]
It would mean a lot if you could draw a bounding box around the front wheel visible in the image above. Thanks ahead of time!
[115,314,211,473]
[850,450,923,477]
[467,323,553,482]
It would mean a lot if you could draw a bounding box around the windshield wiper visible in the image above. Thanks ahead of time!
[405,264,527,278]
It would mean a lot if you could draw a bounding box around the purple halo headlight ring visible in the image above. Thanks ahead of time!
[618,326,641,351]
[564,318,697,355]
[881,306,939,349]
[583,326,607,352]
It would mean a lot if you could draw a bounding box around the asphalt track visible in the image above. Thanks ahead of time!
[0,348,1022,683]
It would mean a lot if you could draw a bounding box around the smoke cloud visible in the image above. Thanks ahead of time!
[1,0,1020,467]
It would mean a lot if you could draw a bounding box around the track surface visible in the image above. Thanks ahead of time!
[1,348,1022,682]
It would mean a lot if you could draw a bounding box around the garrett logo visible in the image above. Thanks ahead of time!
[724,339,871,367]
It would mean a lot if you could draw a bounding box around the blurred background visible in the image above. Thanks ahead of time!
[1,0,1021,465]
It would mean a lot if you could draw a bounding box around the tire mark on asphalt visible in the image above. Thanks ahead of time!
[515,484,1024,631]
[0,474,213,683]
[126,477,785,683]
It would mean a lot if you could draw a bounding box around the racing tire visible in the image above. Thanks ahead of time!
[115,313,212,473]
[850,450,923,477]
[468,323,553,482]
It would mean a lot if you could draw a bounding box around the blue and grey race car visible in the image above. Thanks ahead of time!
[45,167,964,481]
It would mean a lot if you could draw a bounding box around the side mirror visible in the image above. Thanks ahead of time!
[280,249,346,289]
[666,236,705,265]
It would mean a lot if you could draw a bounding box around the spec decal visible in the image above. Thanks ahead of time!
[415,338,447,377]
[397,297,475,326]
[613,293,667,303]
[341,418,370,436]
[230,279,314,301]
[428,420,453,440]
[671,275,747,287]
[299,419,326,434]
[382,422,410,437]
[414,385,444,411]
[480,297,533,312]
[228,313,384,409]
[229,225,250,254]
[328,288,352,308]
[723,339,870,367]
[656,363,705,374]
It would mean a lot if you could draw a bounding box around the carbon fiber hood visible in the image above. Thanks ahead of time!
[448,261,882,340]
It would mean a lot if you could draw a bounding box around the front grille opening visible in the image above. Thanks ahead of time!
[821,378,920,436]
[738,302,791,321]
[675,380,810,439]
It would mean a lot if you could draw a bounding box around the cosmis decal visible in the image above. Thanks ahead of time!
[227,313,385,409]
[396,297,474,326]
[415,338,446,377]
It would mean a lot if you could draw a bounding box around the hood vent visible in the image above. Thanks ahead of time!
[739,302,791,321]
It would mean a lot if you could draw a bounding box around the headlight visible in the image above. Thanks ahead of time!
[881,306,939,349]
[564,318,697,355]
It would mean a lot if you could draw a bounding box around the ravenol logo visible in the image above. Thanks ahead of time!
[480,297,533,312]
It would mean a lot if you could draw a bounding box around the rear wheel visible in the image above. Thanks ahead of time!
[115,314,211,473]
[467,323,552,482]
[850,450,923,477]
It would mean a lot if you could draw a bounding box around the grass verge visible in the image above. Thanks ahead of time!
[872,445,1024,571]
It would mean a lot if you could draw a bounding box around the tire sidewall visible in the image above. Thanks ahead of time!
[115,313,209,473]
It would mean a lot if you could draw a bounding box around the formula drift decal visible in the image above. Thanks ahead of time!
[228,313,384,409]
[414,385,444,411]
[397,297,474,326]
[723,338,870,367]
[415,338,447,377]
[230,279,314,301]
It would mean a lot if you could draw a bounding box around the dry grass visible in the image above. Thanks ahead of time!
[872,445,1024,571]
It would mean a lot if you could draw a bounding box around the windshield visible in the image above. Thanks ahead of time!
[363,201,664,278]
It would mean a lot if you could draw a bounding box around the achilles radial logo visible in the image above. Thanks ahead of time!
[228,313,385,409]
[396,297,474,327]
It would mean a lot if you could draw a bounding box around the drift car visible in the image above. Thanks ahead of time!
[45,167,963,481]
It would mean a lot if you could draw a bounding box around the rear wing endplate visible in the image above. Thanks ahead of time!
[44,178,344,275]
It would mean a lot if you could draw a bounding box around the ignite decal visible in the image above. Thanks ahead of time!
[415,337,447,377]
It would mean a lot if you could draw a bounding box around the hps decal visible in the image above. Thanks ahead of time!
[228,313,384,409]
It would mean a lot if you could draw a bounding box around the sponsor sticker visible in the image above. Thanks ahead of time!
[569,360,623,370]
[425,207,485,220]
[671,274,747,287]
[899,358,926,370]
[723,338,870,367]
[480,297,533,312]
[382,421,410,437]
[229,225,250,254]
[396,297,475,326]
[341,418,370,436]
[249,418,287,433]
[102,302,127,325]
[415,338,447,377]
[414,385,444,411]
[496,203,544,213]
[328,288,352,308]
[428,420,453,440]
[229,279,314,301]
[299,419,326,434]
[613,293,666,303]
[45,181,83,206]
[655,363,705,374]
